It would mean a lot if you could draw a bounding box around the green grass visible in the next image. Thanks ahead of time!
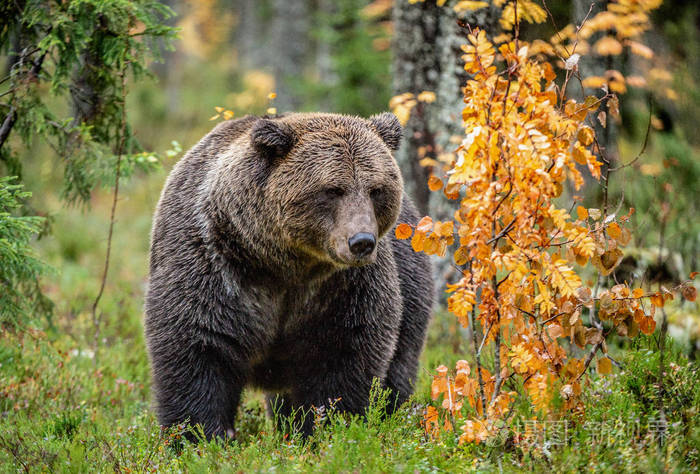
[2,309,699,472]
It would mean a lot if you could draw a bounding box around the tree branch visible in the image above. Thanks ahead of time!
[0,47,49,150]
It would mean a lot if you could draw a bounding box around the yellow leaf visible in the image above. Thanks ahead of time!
[209,114,220,121]
[594,36,623,56]
[626,40,653,59]
[572,144,589,165]
[395,223,413,240]
[436,220,454,238]
[389,92,415,109]
[582,76,607,89]
[266,107,277,115]
[417,91,437,103]
[597,357,612,375]
[423,234,440,255]
[453,1,488,13]
[650,293,664,308]
[454,246,469,266]
[267,92,277,99]
[577,127,595,147]
[419,157,440,167]
[215,106,225,113]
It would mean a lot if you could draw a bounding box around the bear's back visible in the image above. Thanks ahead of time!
[149,116,260,275]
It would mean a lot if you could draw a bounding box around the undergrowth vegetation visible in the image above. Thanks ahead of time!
[2,306,699,471]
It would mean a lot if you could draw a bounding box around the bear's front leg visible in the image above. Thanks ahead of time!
[149,338,247,440]
[283,315,401,437]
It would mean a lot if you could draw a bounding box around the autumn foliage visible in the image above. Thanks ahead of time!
[393,0,696,445]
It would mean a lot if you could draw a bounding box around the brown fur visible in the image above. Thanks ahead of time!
[145,112,433,438]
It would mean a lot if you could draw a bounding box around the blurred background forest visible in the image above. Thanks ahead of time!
[3,0,699,353]
[1,0,700,471]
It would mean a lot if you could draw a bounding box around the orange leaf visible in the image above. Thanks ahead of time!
[607,222,622,240]
[650,293,665,308]
[576,205,588,220]
[436,220,454,238]
[428,175,443,191]
[411,232,426,252]
[454,246,469,266]
[682,284,697,302]
[690,272,698,280]
[416,216,434,233]
[395,223,413,240]
[424,234,440,255]
[597,357,612,375]
[640,316,656,335]
[632,288,644,298]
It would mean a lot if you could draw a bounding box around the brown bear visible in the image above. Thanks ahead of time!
[145,112,433,439]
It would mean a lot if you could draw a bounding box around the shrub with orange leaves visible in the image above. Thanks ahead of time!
[393,0,696,446]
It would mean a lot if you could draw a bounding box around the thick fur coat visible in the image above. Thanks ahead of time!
[145,112,433,438]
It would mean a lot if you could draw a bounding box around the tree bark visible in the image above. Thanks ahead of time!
[235,0,272,70]
[270,0,311,112]
[392,0,500,289]
[573,0,618,175]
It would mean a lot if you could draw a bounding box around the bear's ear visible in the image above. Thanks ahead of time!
[251,118,296,159]
[369,112,402,151]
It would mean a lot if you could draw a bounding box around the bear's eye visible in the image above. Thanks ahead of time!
[370,187,384,200]
[322,187,345,199]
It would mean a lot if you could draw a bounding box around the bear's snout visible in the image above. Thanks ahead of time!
[348,232,376,258]
[330,193,379,266]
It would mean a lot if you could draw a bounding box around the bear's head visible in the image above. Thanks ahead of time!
[251,112,403,267]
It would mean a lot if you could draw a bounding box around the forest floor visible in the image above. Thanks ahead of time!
[2,311,699,472]
[1,161,699,473]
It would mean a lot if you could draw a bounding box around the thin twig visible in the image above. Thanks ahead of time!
[477,321,492,357]
[577,341,602,381]
[90,65,130,364]
[486,219,516,245]
[470,304,488,416]
[608,102,653,172]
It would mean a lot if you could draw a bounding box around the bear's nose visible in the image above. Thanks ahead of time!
[348,232,376,258]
